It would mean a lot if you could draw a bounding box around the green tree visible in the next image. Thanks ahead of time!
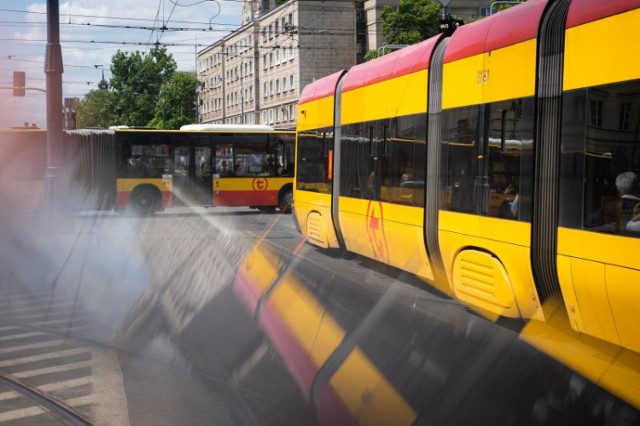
[75,89,115,128]
[109,46,177,126]
[148,72,198,130]
[381,0,442,45]
[363,50,379,62]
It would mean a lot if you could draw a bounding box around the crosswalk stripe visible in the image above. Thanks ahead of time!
[0,389,21,401]
[0,339,69,355]
[13,360,93,380]
[0,332,43,342]
[0,348,89,368]
[0,405,47,422]
[37,377,93,393]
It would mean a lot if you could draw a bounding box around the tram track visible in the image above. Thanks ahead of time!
[0,372,93,426]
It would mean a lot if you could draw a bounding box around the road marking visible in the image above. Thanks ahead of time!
[0,348,88,368]
[0,405,47,422]
[0,338,70,354]
[13,360,93,379]
[0,331,43,342]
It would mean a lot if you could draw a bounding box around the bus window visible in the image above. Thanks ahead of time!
[123,143,170,178]
[215,144,234,176]
[234,141,269,177]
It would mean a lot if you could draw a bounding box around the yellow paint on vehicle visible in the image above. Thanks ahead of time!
[570,258,620,346]
[238,245,281,298]
[267,275,345,356]
[443,40,536,109]
[557,227,640,271]
[298,96,336,132]
[338,196,435,283]
[521,307,640,409]
[606,266,640,354]
[116,178,171,192]
[294,189,340,249]
[213,177,291,191]
[438,210,544,320]
[341,70,428,125]
[451,249,522,318]
[564,8,640,91]
[329,349,416,426]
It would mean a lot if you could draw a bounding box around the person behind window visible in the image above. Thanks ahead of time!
[617,171,640,232]
[588,171,640,231]
[628,203,640,232]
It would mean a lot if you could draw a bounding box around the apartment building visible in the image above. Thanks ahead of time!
[197,0,494,128]
[197,0,356,128]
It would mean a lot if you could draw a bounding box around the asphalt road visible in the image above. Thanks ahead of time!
[0,207,638,425]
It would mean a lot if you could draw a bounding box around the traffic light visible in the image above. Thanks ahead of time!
[13,71,25,96]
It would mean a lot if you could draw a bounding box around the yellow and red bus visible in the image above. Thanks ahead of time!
[295,0,640,355]
[85,124,296,214]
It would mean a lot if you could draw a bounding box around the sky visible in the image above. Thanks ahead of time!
[0,0,243,128]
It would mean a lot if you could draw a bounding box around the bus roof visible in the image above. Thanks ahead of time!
[180,124,275,132]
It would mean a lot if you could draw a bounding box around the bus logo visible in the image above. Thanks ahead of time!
[252,177,268,191]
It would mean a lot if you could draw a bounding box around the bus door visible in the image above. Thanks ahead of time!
[212,143,236,206]
[172,145,191,206]
[194,146,213,205]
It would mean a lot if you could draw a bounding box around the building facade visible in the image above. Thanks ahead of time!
[197,0,495,128]
[198,0,356,128]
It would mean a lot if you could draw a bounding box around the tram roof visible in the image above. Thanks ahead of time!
[341,35,441,93]
[566,0,640,28]
[298,70,346,105]
[444,0,547,63]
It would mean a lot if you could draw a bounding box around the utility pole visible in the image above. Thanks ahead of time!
[44,0,67,228]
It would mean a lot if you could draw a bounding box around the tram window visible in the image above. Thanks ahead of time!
[296,128,333,193]
[486,98,534,221]
[379,114,426,207]
[441,106,480,214]
[340,122,378,200]
[562,80,640,237]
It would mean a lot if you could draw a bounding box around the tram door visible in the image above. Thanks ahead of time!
[172,145,213,206]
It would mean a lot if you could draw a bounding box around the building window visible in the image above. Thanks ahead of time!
[276,50,280,65]
[282,76,287,91]
[590,99,603,127]
[270,81,273,96]
[262,28,266,42]
[619,102,631,130]
[276,79,280,93]
[290,75,294,90]
[289,47,294,61]
[269,52,273,67]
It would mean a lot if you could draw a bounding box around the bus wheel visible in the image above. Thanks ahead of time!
[131,186,159,215]
[278,188,293,214]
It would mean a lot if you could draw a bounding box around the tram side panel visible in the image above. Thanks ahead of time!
[337,39,438,285]
[437,0,548,320]
[557,3,640,353]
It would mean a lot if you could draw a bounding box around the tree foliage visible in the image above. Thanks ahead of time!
[381,0,443,45]
[75,89,115,129]
[148,72,198,130]
[363,50,379,62]
[109,46,177,126]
